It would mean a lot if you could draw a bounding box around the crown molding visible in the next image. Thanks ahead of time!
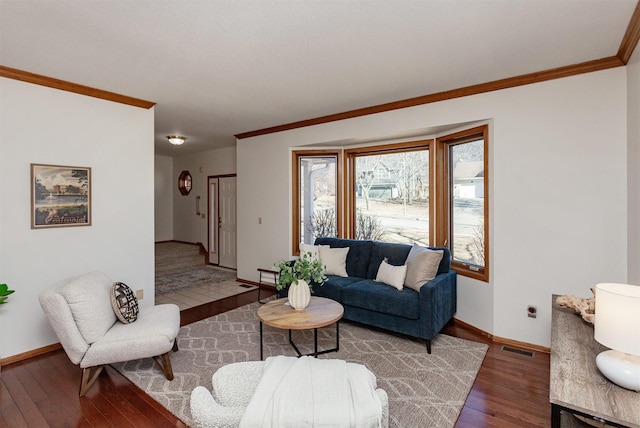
[618,0,640,64]
[236,56,624,140]
[0,65,155,109]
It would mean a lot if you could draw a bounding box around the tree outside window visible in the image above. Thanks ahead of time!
[348,141,431,246]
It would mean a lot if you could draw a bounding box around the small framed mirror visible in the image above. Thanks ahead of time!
[178,170,192,195]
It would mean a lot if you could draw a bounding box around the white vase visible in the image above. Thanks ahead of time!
[288,279,311,310]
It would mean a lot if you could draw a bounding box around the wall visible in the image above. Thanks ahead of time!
[0,77,155,359]
[154,155,174,242]
[172,146,236,249]
[237,68,627,347]
[628,48,640,285]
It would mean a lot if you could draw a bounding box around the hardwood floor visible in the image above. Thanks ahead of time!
[0,288,551,427]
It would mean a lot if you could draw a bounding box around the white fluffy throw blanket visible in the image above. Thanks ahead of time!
[239,356,382,428]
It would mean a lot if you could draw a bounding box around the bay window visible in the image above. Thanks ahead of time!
[292,124,489,281]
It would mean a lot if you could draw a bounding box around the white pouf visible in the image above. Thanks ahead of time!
[190,358,389,428]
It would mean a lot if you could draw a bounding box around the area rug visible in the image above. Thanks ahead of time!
[155,266,237,295]
[112,301,488,427]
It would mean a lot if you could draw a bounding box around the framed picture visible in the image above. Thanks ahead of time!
[31,163,91,229]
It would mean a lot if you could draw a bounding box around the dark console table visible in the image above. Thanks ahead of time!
[550,295,639,427]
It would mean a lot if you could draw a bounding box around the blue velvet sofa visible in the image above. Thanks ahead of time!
[279,237,457,353]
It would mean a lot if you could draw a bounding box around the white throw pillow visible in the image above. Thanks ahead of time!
[318,246,349,277]
[375,259,407,291]
[299,243,328,261]
[404,245,444,291]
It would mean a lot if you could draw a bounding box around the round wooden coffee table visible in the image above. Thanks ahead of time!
[258,296,344,360]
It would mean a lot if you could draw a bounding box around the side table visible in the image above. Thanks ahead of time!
[550,295,639,428]
[257,267,278,304]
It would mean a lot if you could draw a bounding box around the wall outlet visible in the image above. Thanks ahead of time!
[527,305,537,318]
[136,289,144,300]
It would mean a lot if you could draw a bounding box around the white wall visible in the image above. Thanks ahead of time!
[628,48,640,285]
[154,155,174,242]
[0,77,155,359]
[237,68,627,347]
[172,146,236,250]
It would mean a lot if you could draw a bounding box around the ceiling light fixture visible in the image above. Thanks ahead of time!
[166,135,187,146]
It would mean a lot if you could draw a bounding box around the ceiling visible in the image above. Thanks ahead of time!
[0,1,637,156]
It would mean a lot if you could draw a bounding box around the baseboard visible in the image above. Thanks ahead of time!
[452,318,494,340]
[492,335,550,354]
[237,277,277,290]
[237,277,258,286]
[452,318,549,353]
[1,343,62,366]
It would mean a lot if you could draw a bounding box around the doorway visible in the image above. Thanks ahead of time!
[208,175,237,269]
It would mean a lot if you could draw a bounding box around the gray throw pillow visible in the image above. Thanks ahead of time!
[404,245,444,291]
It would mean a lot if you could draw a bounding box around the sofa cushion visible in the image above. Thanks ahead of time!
[313,275,361,301]
[341,280,420,320]
[57,271,117,344]
[404,246,444,291]
[375,259,407,291]
[318,246,349,277]
[366,242,412,279]
[314,238,373,278]
[82,303,180,367]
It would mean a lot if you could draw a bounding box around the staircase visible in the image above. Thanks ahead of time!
[155,241,205,275]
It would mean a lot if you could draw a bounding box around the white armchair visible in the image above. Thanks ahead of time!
[38,271,180,396]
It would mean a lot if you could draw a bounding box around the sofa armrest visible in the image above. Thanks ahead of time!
[418,271,457,339]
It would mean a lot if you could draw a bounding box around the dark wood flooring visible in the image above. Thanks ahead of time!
[0,288,551,427]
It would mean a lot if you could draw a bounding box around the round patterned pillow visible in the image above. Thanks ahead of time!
[111,282,139,323]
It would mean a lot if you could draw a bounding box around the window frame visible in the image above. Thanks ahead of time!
[436,125,489,282]
[292,150,342,256]
[344,140,435,241]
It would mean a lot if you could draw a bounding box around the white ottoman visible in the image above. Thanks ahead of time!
[190,359,389,428]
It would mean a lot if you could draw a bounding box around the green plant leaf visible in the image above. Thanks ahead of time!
[0,283,15,299]
[275,251,326,291]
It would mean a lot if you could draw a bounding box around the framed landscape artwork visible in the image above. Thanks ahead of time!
[31,163,91,229]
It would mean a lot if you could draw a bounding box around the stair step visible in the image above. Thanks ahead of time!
[155,242,205,274]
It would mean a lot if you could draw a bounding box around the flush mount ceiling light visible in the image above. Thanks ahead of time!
[166,135,187,146]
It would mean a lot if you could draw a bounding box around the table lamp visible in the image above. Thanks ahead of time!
[594,283,640,391]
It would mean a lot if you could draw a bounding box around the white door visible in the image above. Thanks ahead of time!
[208,179,219,265]
[219,176,237,268]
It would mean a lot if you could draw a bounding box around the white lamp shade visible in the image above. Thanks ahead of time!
[594,283,640,356]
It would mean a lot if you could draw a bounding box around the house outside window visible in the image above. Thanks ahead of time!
[437,125,489,281]
[349,144,431,245]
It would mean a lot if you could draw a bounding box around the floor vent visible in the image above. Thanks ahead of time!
[238,283,253,289]
[501,346,535,358]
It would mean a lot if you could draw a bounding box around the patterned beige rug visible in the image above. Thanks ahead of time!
[112,301,488,427]
[155,266,237,296]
